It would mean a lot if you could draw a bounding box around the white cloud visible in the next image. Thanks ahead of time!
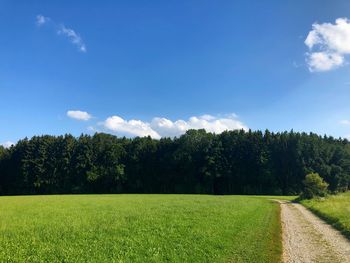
[151,118,188,137]
[57,25,87,52]
[340,119,350,125]
[153,114,247,137]
[101,114,247,139]
[35,15,87,53]
[305,18,350,72]
[36,15,50,26]
[103,116,161,139]
[306,52,344,72]
[1,141,14,148]
[67,110,92,121]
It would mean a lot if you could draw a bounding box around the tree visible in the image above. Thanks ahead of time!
[0,130,349,196]
[301,172,329,199]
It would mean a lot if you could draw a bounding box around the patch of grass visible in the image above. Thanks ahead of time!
[301,192,350,239]
[0,195,283,263]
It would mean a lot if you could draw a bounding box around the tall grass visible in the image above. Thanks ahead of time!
[301,192,350,239]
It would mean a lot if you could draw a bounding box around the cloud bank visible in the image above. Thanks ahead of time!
[1,141,14,148]
[104,116,161,139]
[67,110,92,121]
[305,18,350,72]
[101,114,248,139]
[35,14,87,52]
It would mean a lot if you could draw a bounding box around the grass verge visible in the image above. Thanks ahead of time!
[301,192,350,239]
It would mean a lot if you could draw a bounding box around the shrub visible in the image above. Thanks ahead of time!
[301,173,329,199]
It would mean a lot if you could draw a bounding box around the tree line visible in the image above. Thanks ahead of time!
[0,129,349,195]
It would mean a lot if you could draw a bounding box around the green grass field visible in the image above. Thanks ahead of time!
[0,195,283,263]
[301,192,350,239]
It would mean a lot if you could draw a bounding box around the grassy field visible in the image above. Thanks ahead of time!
[0,195,283,263]
[301,192,350,239]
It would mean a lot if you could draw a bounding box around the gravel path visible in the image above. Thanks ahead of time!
[279,201,350,263]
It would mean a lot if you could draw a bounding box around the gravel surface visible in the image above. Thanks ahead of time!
[278,201,350,263]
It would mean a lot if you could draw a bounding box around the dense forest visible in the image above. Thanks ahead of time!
[0,129,349,195]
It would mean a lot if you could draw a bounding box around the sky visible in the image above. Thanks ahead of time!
[2,0,350,146]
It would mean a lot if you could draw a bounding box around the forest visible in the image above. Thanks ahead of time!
[0,129,349,195]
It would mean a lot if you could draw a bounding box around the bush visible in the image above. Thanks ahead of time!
[301,173,329,199]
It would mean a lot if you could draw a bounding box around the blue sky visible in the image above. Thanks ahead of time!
[2,0,350,145]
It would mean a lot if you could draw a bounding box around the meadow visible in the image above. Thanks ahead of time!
[301,191,350,239]
[0,195,283,263]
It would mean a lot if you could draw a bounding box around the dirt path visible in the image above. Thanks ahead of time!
[278,201,350,263]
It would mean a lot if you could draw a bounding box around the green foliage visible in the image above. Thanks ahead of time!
[0,195,282,263]
[0,130,349,195]
[301,192,350,238]
[301,172,329,199]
